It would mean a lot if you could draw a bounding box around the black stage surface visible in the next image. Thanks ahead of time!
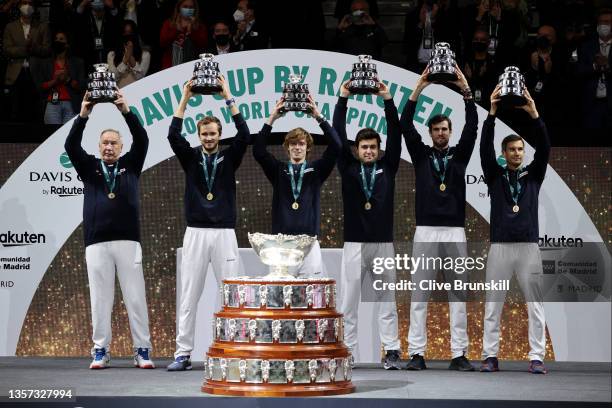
[0,357,610,408]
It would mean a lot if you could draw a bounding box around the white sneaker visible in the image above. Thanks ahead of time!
[90,348,110,369]
[134,348,155,369]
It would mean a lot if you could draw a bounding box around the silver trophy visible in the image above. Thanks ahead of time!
[427,42,457,83]
[498,66,527,106]
[87,64,118,103]
[282,74,310,112]
[192,53,222,95]
[248,232,317,279]
[348,55,379,94]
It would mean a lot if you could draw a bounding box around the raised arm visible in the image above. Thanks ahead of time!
[400,67,429,162]
[309,95,341,181]
[116,90,149,175]
[64,92,95,178]
[519,89,550,182]
[253,99,284,183]
[480,85,501,184]
[168,80,198,168]
[333,80,356,167]
[217,74,251,169]
[450,65,479,164]
[378,81,402,173]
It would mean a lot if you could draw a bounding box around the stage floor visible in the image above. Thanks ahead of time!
[0,357,610,408]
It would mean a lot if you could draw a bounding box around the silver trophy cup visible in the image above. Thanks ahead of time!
[248,233,317,279]
[348,55,379,94]
[427,42,457,83]
[282,74,310,112]
[192,53,222,95]
[87,64,118,103]
[498,66,527,106]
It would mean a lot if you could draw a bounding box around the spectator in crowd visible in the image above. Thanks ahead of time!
[206,20,237,55]
[259,0,324,50]
[1,0,21,111]
[31,29,85,124]
[107,19,149,88]
[49,0,77,32]
[463,27,496,110]
[233,0,267,51]
[335,0,379,20]
[525,25,564,128]
[577,8,612,130]
[3,0,50,121]
[159,0,207,69]
[117,0,163,73]
[404,0,460,73]
[494,0,529,68]
[335,0,387,60]
[74,0,120,71]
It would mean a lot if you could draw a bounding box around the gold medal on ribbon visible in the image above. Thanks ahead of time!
[108,192,115,199]
[292,202,299,210]
[206,192,214,201]
[439,183,446,191]
[364,202,372,210]
[512,205,520,213]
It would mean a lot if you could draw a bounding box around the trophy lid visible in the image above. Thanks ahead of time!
[93,63,109,72]
[434,42,451,49]
[199,53,215,61]
[288,74,303,84]
[357,54,372,63]
[504,66,521,73]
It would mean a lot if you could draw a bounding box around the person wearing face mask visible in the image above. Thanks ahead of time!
[64,89,155,370]
[253,95,342,278]
[205,20,237,55]
[31,29,86,124]
[3,0,51,121]
[400,65,478,372]
[74,0,121,70]
[577,8,612,130]
[232,0,267,51]
[463,27,496,110]
[332,78,402,370]
[107,19,150,87]
[336,0,387,60]
[159,0,207,69]
[479,85,550,375]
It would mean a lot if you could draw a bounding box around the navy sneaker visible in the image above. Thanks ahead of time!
[167,355,192,371]
[383,350,401,370]
[134,348,155,369]
[528,360,548,374]
[90,348,110,369]
[480,357,499,372]
[405,354,426,370]
[449,355,475,371]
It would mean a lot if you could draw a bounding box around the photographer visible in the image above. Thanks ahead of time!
[335,0,387,60]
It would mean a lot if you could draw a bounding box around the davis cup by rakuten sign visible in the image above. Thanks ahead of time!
[0,49,609,361]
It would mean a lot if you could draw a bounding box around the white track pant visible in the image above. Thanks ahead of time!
[85,240,152,352]
[292,240,327,278]
[408,226,469,359]
[340,242,401,358]
[482,243,546,361]
[175,227,241,358]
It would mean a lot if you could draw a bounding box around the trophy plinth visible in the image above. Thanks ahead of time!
[498,66,527,106]
[348,55,379,95]
[192,53,222,95]
[282,74,310,112]
[202,233,355,397]
[427,42,457,83]
[87,64,118,103]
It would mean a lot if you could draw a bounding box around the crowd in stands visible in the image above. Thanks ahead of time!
[0,0,610,139]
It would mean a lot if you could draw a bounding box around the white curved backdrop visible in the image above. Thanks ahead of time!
[0,49,609,361]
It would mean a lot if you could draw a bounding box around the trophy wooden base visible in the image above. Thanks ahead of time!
[202,381,355,397]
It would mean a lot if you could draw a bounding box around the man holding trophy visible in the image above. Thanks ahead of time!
[166,75,251,371]
[64,90,154,370]
[400,65,478,371]
[253,95,342,278]
[479,85,550,374]
[332,79,403,369]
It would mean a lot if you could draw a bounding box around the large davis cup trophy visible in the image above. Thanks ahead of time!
[191,53,222,95]
[202,233,355,397]
[427,42,458,83]
[498,66,527,106]
[281,74,310,112]
[348,54,379,94]
[87,64,118,103]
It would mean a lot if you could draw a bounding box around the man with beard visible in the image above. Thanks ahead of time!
[400,65,478,371]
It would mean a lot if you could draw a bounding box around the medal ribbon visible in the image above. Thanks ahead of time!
[503,168,522,206]
[100,160,119,194]
[288,161,307,202]
[430,150,450,184]
[360,162,377,203]
[201,151,219,193]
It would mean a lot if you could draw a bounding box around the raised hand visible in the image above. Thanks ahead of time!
[80,91,96,118]
[217,74,231,100]
[516,87,539,119]
[489,84,501,116]
[377,80,392,100]
[339,79,351,98]
[113,89,130,114]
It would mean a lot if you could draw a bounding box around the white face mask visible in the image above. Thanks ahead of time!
[20,4,34,17]
[597,24,611,38]
[233,9,245,22]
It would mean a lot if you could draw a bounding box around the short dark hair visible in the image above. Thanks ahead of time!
[501,134,524,151]
[355,128,381,147]
[197,116,222,135]
[597,8,612,19]
[427,114,452,132]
